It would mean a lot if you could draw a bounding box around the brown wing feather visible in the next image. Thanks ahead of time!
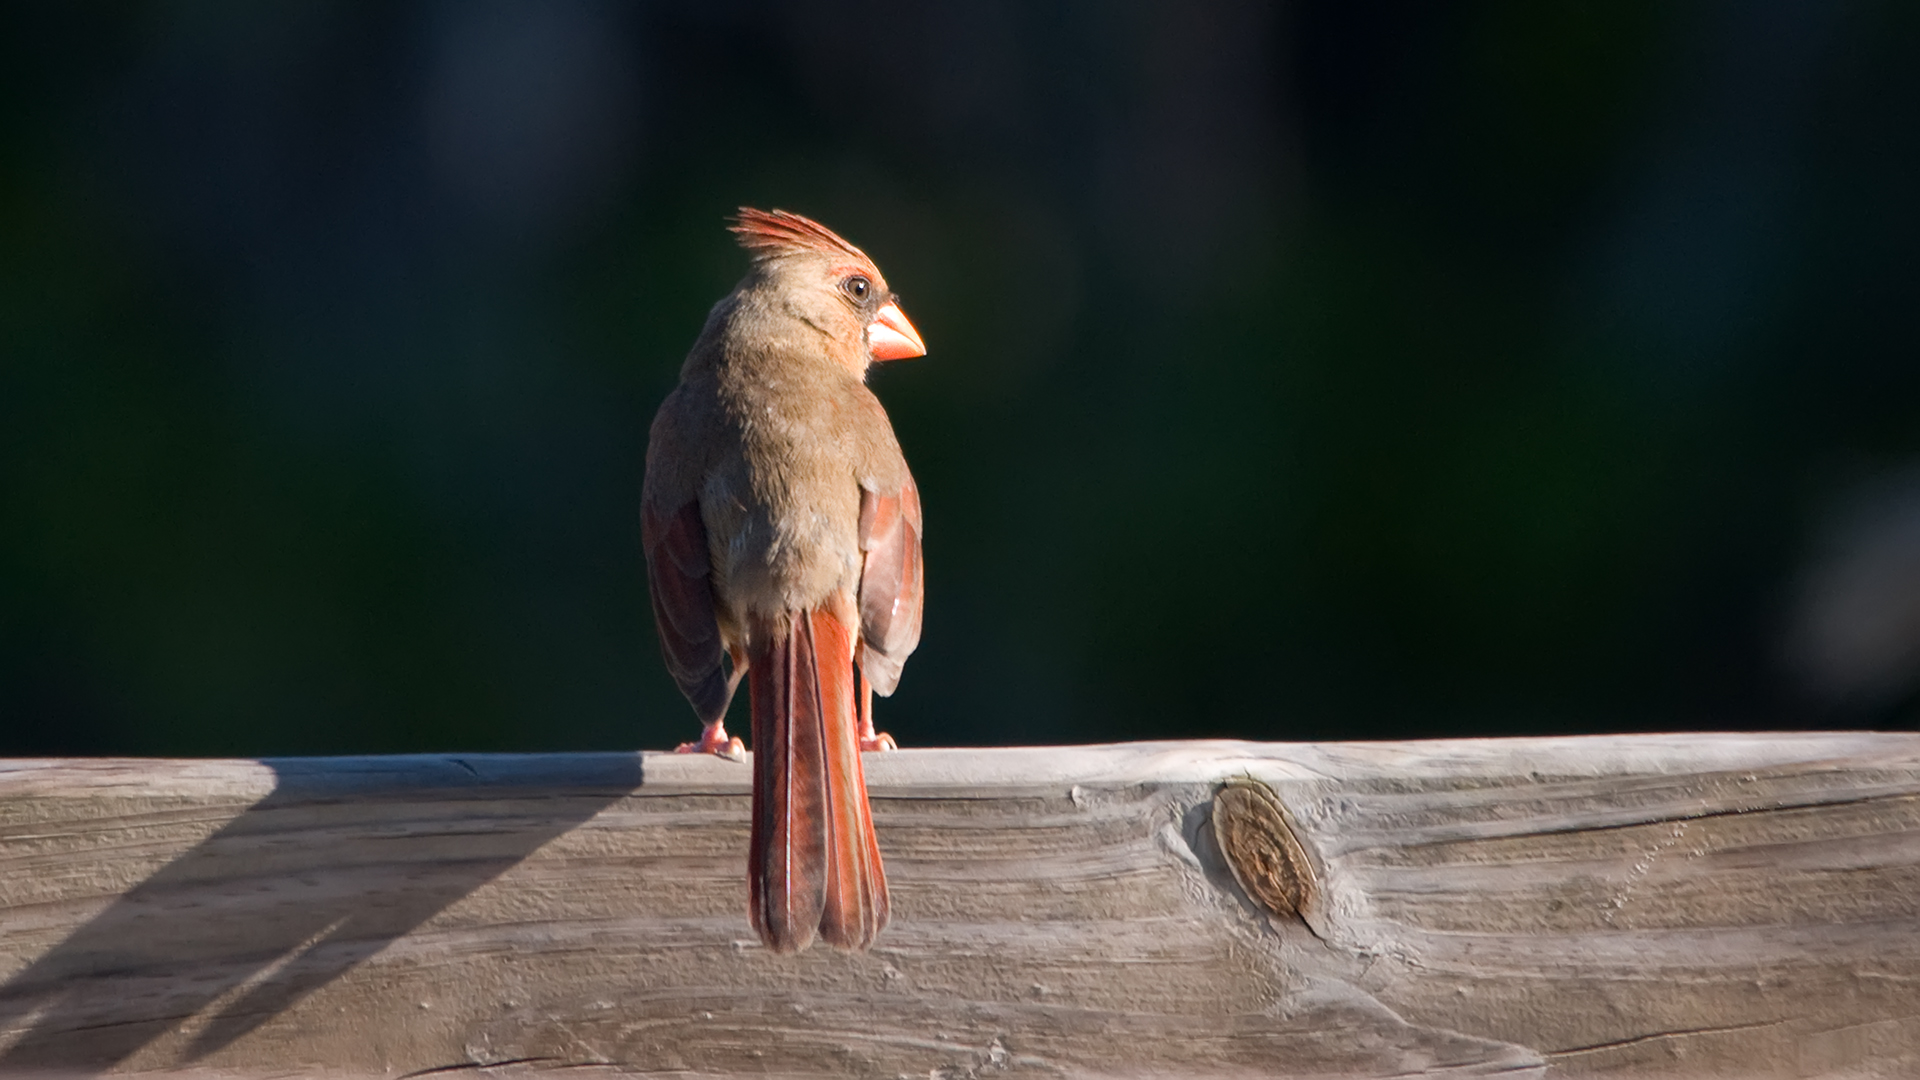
[856,479,925,696]
[641,500,734,723]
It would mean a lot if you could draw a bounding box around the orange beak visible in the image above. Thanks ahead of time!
[867,301,927,361]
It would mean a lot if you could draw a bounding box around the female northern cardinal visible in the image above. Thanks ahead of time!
[642,208,926,952]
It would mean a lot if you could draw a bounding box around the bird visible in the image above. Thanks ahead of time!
[641,208,926,952]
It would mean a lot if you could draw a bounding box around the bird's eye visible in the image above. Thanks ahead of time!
[842,275,871,301]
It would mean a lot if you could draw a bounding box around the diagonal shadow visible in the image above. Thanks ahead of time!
[0,752,643,1074]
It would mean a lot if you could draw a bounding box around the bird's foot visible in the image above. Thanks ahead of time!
[859,730,898,753]
[675,721,746,762]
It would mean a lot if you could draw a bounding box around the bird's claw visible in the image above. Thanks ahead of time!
[675,725,746,762]
[859,730,898,753]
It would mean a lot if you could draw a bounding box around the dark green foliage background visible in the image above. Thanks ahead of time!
[4,2,1917,756]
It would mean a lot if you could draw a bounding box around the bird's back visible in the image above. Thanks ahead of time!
[651,307,909,625]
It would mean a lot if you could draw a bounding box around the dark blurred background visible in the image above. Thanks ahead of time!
[3,1,1917,757]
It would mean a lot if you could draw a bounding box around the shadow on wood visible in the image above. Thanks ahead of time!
[0,754,643,1074]
[1,735,1917,1078]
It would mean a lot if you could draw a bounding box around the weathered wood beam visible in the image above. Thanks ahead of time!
[1,734,1917,1078]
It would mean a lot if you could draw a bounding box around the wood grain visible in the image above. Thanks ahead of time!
[0,734,1916,1078]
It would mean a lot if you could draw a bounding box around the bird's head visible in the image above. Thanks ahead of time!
[729,208,927,370]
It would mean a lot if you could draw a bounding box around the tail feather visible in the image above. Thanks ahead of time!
[747,610,830,951]
[747,607,888,952]
[819,662,887,948]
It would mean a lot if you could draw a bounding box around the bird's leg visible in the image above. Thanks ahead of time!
[675,641,748,760]
[675,646,748,761]
[856,669,897,752]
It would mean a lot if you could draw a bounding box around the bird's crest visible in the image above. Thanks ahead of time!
[730,208,870,266]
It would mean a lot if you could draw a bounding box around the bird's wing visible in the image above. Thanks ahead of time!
[642,498,732,722]
[855,476,924,696]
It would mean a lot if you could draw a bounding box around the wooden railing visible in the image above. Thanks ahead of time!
[1,734,1916,1078]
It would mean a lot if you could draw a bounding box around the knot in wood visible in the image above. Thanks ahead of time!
[1211,777,1315,919]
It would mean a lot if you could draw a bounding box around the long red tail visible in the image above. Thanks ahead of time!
[747,607,889,952]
